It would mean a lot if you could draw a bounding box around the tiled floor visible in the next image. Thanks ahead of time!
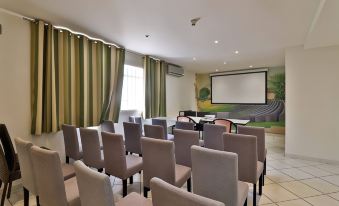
[3,133,339,206]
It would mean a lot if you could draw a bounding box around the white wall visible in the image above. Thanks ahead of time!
[166,70,196,117]
[285,45,339,162]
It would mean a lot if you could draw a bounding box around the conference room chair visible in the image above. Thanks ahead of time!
[213,118,233,133]
[30,146,80,206]
[144,124,166,140]
[14,137,76,206]
[152,118,174,140]
[223,133,264,206]
[173,129,200,167]
[79,128,104,172]
[191,146,248,206]
[123,122,143,156]
[101,120,115,133]
[101,132,143,197]
[175,121,195,130]
[237,126,267,178]
[141,137,191,197]
[151,177,225,206]
[74,161,151,206]
[0,145,20,206]
[0,124,21,200]
[129,116,143,124]
[203,124,226,151]
[62,124,83,164]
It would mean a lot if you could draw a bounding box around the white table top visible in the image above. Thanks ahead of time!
[188,116,250,125]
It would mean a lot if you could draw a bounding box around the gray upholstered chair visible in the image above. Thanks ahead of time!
[144,124,166,140]
[152,118,174,140]
[237,126,267,177]
[79,128,104,172]
[175,121,195,131]
[123,122,142,156]
[151,177,225,206]
[74,161,151,206]
[191,146,248,206]
[30,146,80,206]
[134,117,142,124]
[173,129,200,167]
[223,133,264,206]
[15,137,76,206]
[141,137,191,197]
[203,124,226,151]
[62,124,83,164]
[101,120,115,133]
[101,132,143,197]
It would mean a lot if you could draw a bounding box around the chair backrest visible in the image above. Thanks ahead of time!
[144,124,166,140]
[101,132,127,178]
[151,177,225,206]
[134,117,142,124]
[177,116,190,122]
[14,137,37,194]
[30,146,68,206]
[79,128,102,168]
[74,161,114,206]
[101,120,115,133]
[0,124,17,171]
[123,122,142,154]
[152,119,168,139]
[191,146,239,206]
[141,137,175,188]
[237,126,266,162]
[173,129,199,167]
[203,124,226,151]
[223,133,258,184]
[213,119,233,133]
[128,116,135,123]
[0,145,9,184]
[175,121,195,131]
[62,124,82,160]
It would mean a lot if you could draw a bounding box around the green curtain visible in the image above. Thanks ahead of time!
[144,56,167,118]
[30,20,125,135]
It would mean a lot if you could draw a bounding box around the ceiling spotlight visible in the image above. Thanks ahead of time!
[77,35,80,39]
[214,40,219,44]
[193,57,196,61]
[235,50,239,54]
[59,30,63,33]
[223,61,227,65]
[94,41,97,44]
[191,17,201,26]
[145,34,150,38]
[249,65,253,68]
[216,69,219,72]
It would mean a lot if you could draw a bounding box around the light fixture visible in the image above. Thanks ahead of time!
[193,57,196,61]
[214,40,219,44]
[223,61,227,65]
[235,50,239,54]
[216,69,219,72]
[59,30,63,33]
[249,65,253,68]
[145,34,150,38]
[94,41,97,44]
[77,35,80,39]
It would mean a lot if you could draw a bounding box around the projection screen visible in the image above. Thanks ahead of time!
[211,71,267,104]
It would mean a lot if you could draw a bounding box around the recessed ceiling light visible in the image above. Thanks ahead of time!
[235,50,239,54]
[59,30,63,33]
[216,69,219,72]
[249,65,253,68]
[193,57,196,61]
[214,40,219,44]
[145,34,150,38]
[223,61,227,65]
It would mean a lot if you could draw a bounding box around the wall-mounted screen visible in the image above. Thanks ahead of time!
[211,71,267,104]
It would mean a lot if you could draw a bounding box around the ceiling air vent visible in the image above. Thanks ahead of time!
[167,64,184,77]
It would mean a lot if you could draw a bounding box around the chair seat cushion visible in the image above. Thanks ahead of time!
[256,161,264,180]
[62,164,76,180]
[174,164,191,187]
[125,155,143,179]
[64,177,81,206]
[116,192,152,206]
[238,181,249,205]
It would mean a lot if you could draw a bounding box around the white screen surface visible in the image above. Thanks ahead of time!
[211,72,266,104]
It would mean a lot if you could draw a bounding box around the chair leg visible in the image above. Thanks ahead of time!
[143,187,149,198]
[264,159,266,175]
[253,184,256,206]
[125,151,128,155]
[23,187,29,206]
[259,174,263,195]
[139,154,142,157]
[262,172,265,186]
[98,168,103,173]
[187,178,191,192]
[6,182,12,199]
[36,196,40,206]
[66,156,70,164]
[129,176,133,184]
[0,180,2,188]
[244,198,247,206]
[122,179,127,197]
[1,183,8,206]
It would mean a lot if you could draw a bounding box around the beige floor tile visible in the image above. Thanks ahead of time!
[263,184,298,202]
[277,199,312,206]
[259,195,273,205]
[280,181,321,198]
[280,168,314,180]
[280,159,310,168]
[316,164,339,174]
[329,192,339,201]
[265,177,274,185]
[268,160,294,170]
[298,166,333,177]
[322,175,339,187]
[304,195,339,206]
[267,170,295,183]
[301,178,339,194]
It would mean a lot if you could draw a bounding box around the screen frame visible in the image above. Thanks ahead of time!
[210,71,268,105]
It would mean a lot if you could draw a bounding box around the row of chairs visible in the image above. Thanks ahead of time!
[177,115,234,133]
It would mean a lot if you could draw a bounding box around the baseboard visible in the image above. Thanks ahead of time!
[285,153,339,165]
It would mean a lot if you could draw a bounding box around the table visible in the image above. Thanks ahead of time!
[188,116,250,126]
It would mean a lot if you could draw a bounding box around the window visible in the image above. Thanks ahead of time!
[120,65,145,113]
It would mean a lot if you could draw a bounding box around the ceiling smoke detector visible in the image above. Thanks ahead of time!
[191,17,201,26]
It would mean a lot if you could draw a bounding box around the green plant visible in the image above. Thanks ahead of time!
[269,73,285,100]
[199,87,210,100]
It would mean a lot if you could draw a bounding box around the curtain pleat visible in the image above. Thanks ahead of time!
[30,20,125,135]
[144,56,167,118]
